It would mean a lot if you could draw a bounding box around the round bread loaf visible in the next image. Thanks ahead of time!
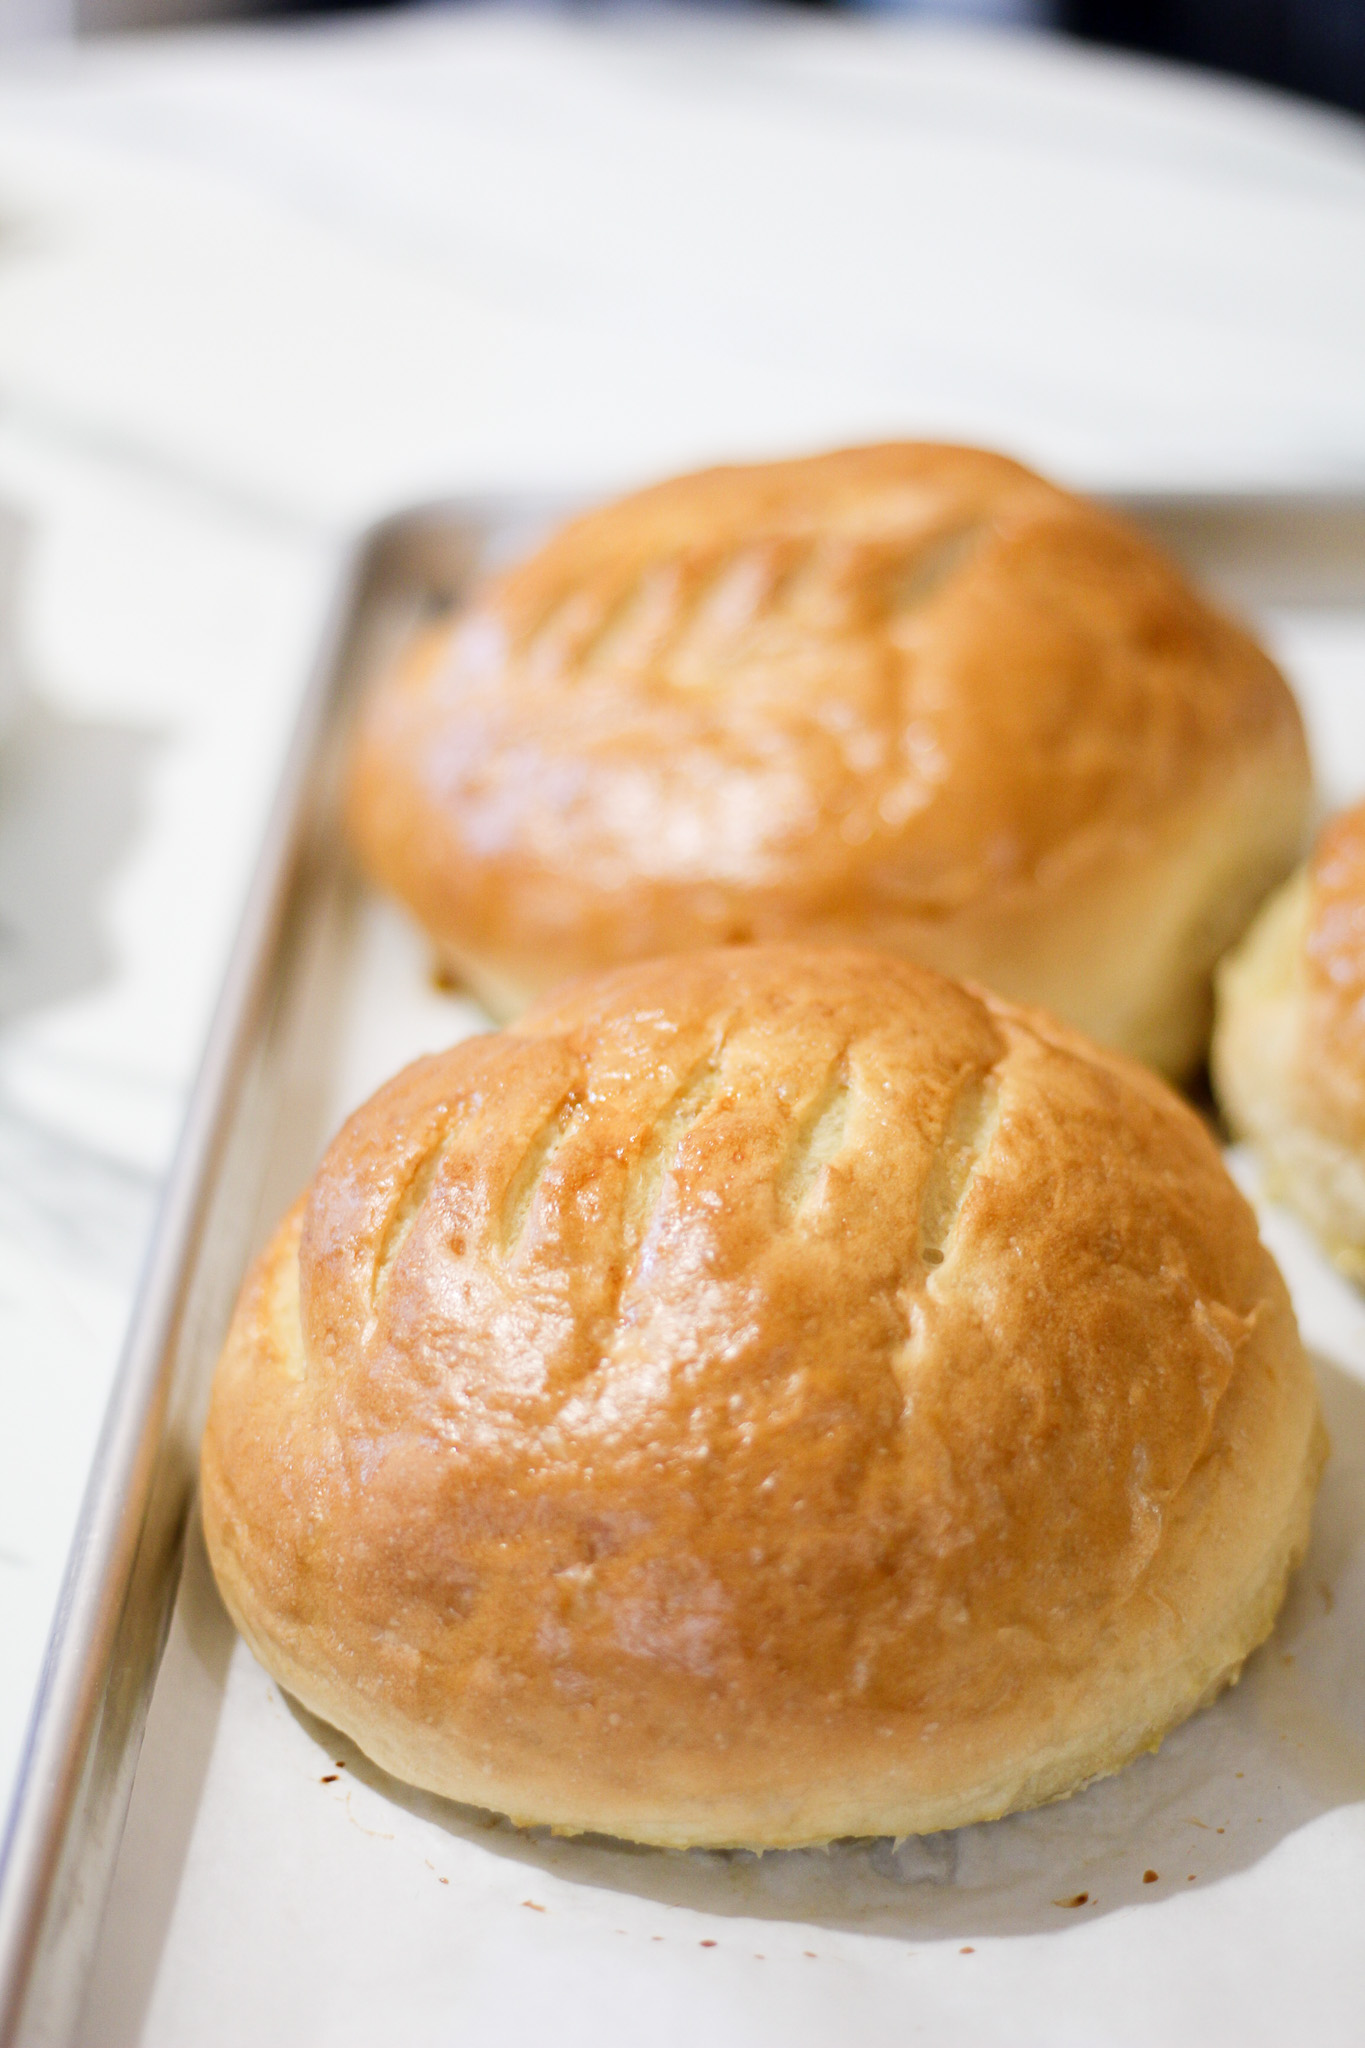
[346,443,1309,1079]
[1214,799,1365,1279]
[202,947,1321,1849]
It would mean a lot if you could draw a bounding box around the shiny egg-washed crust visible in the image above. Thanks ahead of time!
[203,948,1322,1849]
[1214,801,1365,1280]
[347,443,1310,1079]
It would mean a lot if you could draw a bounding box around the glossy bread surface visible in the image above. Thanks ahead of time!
[204,948,1322,1846]
[348,444,1310,1076]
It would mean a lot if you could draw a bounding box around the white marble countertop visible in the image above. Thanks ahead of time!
[0,0,1364,1852]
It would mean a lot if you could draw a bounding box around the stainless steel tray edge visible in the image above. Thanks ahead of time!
[0,499,449,2048]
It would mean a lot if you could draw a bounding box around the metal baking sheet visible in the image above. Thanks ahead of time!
[4,492,1365,2048]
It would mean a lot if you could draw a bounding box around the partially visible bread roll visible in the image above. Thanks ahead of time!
[347,443,1310,1079]
[203,947,1322,1850]
[1214,800,1365,1279]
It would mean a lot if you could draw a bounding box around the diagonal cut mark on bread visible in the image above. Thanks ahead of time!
[368,1124,462,1331]
[885,523,987,616]
[522,519,986,693]
[576,564,683,674]
[918,1068,1001,1270]
[621,1045,728,1254]
[498,1092,585,1258]
[775,1051,853,1223]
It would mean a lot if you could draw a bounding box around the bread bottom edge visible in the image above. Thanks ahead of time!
[220,1417,1323,1853]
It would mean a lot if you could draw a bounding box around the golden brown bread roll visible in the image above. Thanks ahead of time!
[347,443,1310,1079]
[203,946,1322,1849]
[1214,799,1365,1279]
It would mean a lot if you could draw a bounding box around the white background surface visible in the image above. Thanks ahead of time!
[0,4,1364,2023]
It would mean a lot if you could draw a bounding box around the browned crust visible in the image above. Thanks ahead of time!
[203,947,1321,1846]
[346,443,1310,1076]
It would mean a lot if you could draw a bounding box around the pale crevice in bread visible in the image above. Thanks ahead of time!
[348,444,1311,1080]
[887,522,987,615]
[498,1093,585,1258]
[369,1123,463,1325]
[621,1049,728,1246]
[774,1050,852,1221]
[204,949,1322,1850]
[918,1069,1001,1268]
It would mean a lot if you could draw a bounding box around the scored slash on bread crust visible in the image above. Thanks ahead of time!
[202,947,1323,1850]
[346,443,1310,1079]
